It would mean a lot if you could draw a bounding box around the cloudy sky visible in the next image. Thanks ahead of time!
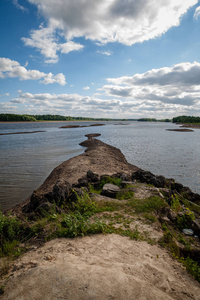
[0,0,200,119]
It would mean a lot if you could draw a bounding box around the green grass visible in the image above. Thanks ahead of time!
[127,196,167,213]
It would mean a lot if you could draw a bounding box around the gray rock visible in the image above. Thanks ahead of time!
[101,183,121,198]
[182,229,194,236]
[87,170,99,182]
[52,179,72,205]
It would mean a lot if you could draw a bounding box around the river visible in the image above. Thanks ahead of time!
[0,121,199,211]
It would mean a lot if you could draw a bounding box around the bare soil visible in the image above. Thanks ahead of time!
[1,234,200,300]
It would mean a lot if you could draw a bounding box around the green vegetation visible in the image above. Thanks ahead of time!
[127,196,167,213]
[0,113,118,122]
[172,115,200,124]
[1,176,200,284]
[0,114,36,122]
[177,209,195,230]
[138,118,171,122]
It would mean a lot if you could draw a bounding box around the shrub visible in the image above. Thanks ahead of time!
[177,209,195,230]
[171,194,181,212]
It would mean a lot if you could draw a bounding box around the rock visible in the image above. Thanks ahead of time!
[52,179,72,206]
[192,219,200,236]
[150,175,166,188]
[23,179,72,213]
[121,181,135,188]
[76,176,89,188]
[87,170,99,182]
[167,209,177,223]
[132,170,166,188]
[101,184,121,198]
[182,229,194,236]
[85,133,101,139]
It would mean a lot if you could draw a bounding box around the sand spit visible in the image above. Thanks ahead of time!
[1,136,200,299]
[166,129,194,132]
[0,131,46,136]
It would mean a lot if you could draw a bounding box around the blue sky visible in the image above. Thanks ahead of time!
[0,0,200,119]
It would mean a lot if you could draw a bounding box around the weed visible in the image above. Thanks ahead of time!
[171,194,181,213]
[73,190,98,216]
[178,235,187,245]
[177,209,195,230]
[128,196,167,213]
[142,213,157,223]
[181,257,200,282]
[159,230,180,257]
[56,212,106,238]
[116,189,134,200]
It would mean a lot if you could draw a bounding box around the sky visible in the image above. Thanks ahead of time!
[0,0,200,119]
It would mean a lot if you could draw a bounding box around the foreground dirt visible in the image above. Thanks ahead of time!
[2,234,200,300]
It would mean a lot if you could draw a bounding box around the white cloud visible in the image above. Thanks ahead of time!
[104,62,200,107]
[83,86,90,90]
[27,0,197,47]
[22,25,84,63]
[0,93,10,97]
[194,6,200,19]
[97,51,112,56]
[13,0,28,12]
[3,61,200,118]
[0,57,66,85]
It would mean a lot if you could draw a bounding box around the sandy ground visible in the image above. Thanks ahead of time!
[1,234,200,300]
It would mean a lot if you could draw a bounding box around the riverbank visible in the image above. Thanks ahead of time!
[1,136,200,299]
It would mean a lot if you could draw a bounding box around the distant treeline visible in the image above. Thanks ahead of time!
[138,118,171,122]
[0,114,112,122]
[172,116,200,124]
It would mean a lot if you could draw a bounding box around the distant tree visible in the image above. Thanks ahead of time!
[172,116,200,124]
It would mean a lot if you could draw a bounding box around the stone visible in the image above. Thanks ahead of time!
[192,219,200,236]
[150,175,166,188]
[182,229,194,236]
[101,183,121,198]
[132,170,166,188]
[87,170,99,182]
[52,179,72,205]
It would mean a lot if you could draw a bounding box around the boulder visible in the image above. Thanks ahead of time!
[101,183,121,198]
[23,179,72,213]
[52,179,72,205]
[87,170,99,182]
[132,170,166,188]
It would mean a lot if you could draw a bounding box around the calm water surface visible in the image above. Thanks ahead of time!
[0,121,199,211]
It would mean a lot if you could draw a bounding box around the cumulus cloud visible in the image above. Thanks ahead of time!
[104,62,200,107]
[26,0,197,48]
[3,61,200,118]
[22,25,84,63]
[83,86,90,90]
[0,57,66,85]
[194,6,200,19]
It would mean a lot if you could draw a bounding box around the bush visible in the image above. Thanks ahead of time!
[0,212,21,256]
[58,212,106,238]
[177,209,195,230]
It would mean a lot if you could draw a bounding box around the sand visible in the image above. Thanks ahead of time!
[2,234,200,300]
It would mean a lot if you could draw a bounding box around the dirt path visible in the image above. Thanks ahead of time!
[2,234,200,300]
